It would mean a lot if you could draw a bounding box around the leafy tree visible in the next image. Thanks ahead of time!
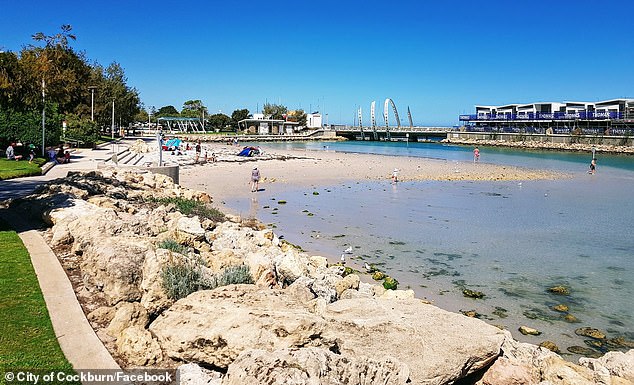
[92,62,140,130]
[156,105,179,117]
[263,103,287,120]
[0,51,21,109]
[180,100,208,119]
[208,113,231,131]
[230,108,251,130]
[63,113,99,145]
[287,109,307,127]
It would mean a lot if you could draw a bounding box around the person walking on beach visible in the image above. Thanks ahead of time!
[195,140,201,163]
[589,158,596,174]
[473,147,480,163]
[251,166,261,192]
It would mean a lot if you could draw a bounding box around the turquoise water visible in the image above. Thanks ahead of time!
[232,141,634,356]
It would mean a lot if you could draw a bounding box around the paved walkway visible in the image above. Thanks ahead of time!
[2,210,121,370]
[0,141,142,371]
[0,140,135,201]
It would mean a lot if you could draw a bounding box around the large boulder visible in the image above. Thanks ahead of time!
[116,326,164,366]
[149,285,331,369]
[149,285,506,384]
[478,331,634,385]
[322,297,505,384]
[224,347,410,385]
[579,349,634,384]
[106,302,149,337]
[78,236,150,305]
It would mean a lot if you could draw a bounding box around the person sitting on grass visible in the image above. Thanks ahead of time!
[6,143,23,161]
[56,147,67,164]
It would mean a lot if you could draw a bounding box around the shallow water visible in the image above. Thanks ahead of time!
[228,141,634,357]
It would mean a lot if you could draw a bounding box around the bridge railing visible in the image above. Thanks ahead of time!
[460,112,623,121]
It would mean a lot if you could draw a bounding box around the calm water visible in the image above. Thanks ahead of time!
[230,141,634,356]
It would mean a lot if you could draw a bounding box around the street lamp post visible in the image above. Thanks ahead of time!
[41,78,46,157]
[88,86,97,121]
[111,99,115,139]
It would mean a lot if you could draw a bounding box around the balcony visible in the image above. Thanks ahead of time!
[459,112,623,121]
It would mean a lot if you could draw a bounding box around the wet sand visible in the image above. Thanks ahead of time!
[179,143,566,208]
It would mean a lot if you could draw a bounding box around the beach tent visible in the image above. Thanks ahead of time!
[163,138,181,150]
[237,147,252,157]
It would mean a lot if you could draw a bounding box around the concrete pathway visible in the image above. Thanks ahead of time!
[0,140,136,201]
[1,209,121,370]
[0,141,143,371]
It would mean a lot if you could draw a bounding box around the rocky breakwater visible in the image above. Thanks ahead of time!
[444,137,634,155]
[9,169,633,385]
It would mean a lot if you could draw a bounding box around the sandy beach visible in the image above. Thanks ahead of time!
[179,142,567,209]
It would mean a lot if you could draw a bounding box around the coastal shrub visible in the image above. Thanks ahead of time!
[161,262,206,301]
[157,239,188,255]
[212,265,254,287]
[149,197,225,222]
[161,263,253,300]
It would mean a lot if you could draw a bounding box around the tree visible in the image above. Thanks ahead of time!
[230,108,251,130]
[287,109,307,127]
[0,51,21,109]
[208,113,231,131]
[263,103,287,120]
[180,100,208,119]
[0,25,142,146]
[156,105,179,117]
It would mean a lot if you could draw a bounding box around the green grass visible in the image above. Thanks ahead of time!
[0,220,76,375]
[0,158,46,180]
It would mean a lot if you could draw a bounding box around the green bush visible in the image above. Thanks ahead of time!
[213,265,254,287]
[161,262,205,301]
[161,263,253,301]
[149,197,225,222]
[63,113,99,146]
[157,239,188,255]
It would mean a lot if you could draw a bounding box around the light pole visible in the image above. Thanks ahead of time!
[88,86,97,121]
[111,99,115,139]
[41,78,46,157]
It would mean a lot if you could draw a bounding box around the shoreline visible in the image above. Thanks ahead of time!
[443,137,634,155]
[179,143,568,207]
[9,168,631,384]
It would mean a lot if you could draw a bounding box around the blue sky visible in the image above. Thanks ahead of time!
[1,0,633,126]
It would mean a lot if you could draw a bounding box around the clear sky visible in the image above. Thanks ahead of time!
[1,0,633,126]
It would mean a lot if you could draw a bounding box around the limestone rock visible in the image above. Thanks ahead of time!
[107,302,149,338]
[149,285,506,384]
[519,326,541,336]
[78,236,149,305]
[140,249,175,316]
[334,273,360,297]
[380,289,415,300]
[116,326,163,366]
[177,363,223,385]
[476,357,535,385]
[224,347,410,385]
[175,216,206,244]
[87,306,117,327]
[274,249,309,285]
[579,349,634,383]
[287,276,317,303]
[149,285,331,369]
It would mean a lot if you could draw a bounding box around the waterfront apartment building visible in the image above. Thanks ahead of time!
[459,98,634,135]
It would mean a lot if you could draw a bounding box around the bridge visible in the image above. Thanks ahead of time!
[337,98,453,141]
[335,126,454,142]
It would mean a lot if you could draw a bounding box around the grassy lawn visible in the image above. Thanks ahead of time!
[0,220,75,373]
[0,158,46,180]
